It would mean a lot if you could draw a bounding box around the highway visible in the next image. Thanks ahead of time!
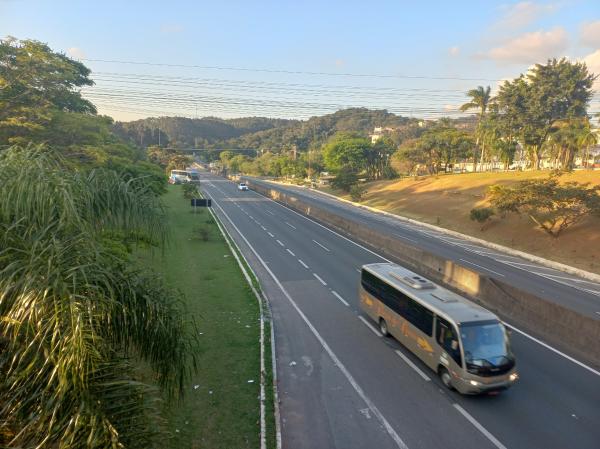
[246,178,600,319]
[200,172,600,449]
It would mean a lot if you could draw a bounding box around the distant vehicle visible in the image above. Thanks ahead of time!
[169,170,191,184]
[238,182,249,191]
[359,263,518,394]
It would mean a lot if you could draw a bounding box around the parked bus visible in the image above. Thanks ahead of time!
[360,263,518,394]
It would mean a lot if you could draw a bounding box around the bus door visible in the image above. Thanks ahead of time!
[436,316,463,372]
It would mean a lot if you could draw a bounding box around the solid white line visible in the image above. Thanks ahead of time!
[331,291,350,307]
[312,239,330,252]
[459,259,505,277]
[298,259,309,269]
[503,323,600,377]
[285,222,297,230]
[394,350,431,381]
[240,181,600,378]
[453,404,507,449]
[276,239,285,247]
[393,233,418,243]
[286,248,296,256]
[268,232,275,238]
[537,272,597,283]
[503,261,551,269]
[313,273,327,286]
[358,316,383,337]
[211,200,409,449]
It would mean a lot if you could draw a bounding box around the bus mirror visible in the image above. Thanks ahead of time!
[506,327,512,336]
[451,340,458,351]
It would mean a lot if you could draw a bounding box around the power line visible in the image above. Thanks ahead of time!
[82,58,502,82]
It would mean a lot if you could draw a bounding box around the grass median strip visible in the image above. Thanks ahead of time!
[136,185,269,448]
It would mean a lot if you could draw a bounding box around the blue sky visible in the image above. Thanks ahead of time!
[2,0,599,121]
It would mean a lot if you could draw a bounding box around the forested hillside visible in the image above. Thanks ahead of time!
[113,108,471,151]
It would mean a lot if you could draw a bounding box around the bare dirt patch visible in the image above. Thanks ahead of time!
[324,171,600,274]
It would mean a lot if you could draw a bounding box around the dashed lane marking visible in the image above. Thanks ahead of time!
[286,248,296,256]
[394,350,431,381]
[331,291,349,307]
[298,259,309,269]
[313,273,327,286]
[358,316,383,337]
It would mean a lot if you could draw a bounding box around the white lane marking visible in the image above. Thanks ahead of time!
[276,239,285,247]
[250,215,254,220]
[298,259,309,269]
[211,200,409,449]
[313,273,327,286]
[312,239,331,252]
[536,272,597,284]
[358,316,383,337]
[394,350,431,382]
[286,248,296,256]
[331,291,350,307]
[596,312,600,316]
[459,259,505,277]
[503,261,553,269]
[268,232,275,238]
[266,210,275,216]
[235,181,599,374]
[285,222,297,230]
[393,233,418,243]
[250,188,391,262]
[453,404,507,449]
[504,323,600,377]
[356,268,362,273]
[261,226,267,231]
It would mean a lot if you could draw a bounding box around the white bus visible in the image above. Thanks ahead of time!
[360,263,518,394]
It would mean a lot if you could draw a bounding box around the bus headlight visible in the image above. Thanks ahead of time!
[509,373,519,382]
[469,380,480,386]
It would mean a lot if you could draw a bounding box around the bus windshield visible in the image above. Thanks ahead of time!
[460,321,512,369]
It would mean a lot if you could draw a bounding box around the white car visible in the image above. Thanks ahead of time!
[238,183,249,191]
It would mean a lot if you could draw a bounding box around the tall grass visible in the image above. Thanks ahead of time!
[0,145,195,448]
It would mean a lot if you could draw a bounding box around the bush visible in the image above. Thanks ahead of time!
[350,184,367,202]
[470,207,495,223]
[182,183,198,199]
[331,171,358,192]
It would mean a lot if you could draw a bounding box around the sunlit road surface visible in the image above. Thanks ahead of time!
[201,173,600,449]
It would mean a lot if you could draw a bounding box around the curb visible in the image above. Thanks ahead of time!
[261,178,600,284]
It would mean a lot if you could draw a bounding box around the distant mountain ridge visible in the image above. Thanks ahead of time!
[113,108,474,152]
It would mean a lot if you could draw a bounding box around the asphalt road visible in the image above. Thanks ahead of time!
[200,173,600,449]
[246,177,600,319]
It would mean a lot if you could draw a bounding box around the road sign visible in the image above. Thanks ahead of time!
[191,198,211,207]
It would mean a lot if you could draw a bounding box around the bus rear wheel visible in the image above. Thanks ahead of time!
[439,367,453,390]
[379,318,389,337]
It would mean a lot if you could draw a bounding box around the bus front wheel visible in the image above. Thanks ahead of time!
[439,367,453,390]
[379,318,389,337]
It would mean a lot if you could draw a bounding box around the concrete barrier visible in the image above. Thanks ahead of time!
[246,179,600,368]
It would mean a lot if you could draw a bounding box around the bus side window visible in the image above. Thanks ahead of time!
[436,317,462,366]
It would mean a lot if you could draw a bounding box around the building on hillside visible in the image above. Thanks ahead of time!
[369,126,396,143]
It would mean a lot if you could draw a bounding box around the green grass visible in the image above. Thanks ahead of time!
[136,185,263,449]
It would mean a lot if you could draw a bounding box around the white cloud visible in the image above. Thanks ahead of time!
[160,23,184,34]
[66,47,85,60]
[482,27,568,64]
[448,46,460,57]
[580,20,600,48]
[582,49,600,88]
[494,1,559,30]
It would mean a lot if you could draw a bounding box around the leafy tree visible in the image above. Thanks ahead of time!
[0,146,195,448]
[460,85,491,171]
[331,170,359,192]
[367,137,397,180]
[395,126,473,174]
[322,133,370,173]
[487,174,600,237]
[470,207,495,230]
[0,37,95,144]
[495,58,596,169]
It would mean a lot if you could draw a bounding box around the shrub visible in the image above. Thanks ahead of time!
[470,207,495,223]
[331,171,358,192]
[350,184,367,202]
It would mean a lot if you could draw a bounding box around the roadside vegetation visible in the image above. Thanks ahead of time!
[1,37,271,448]
[136,185,267,449]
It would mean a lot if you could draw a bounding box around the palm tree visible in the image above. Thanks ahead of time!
[0,145,195,448]
[460,86,492,172]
